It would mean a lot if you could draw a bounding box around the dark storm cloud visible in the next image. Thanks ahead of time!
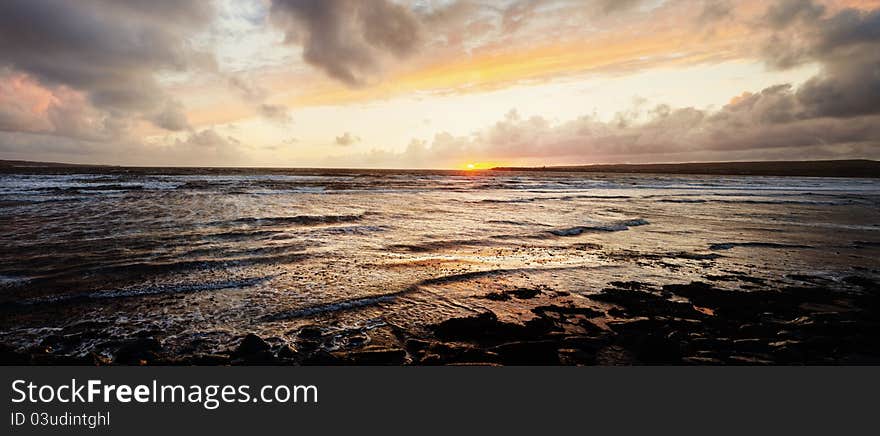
[0,0,215,132]
[270,0,423,86]
[760,2,880,119]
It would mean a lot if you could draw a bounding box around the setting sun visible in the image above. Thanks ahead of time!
[461,162,500,171]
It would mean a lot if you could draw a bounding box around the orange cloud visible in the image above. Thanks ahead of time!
[181,0,880,126]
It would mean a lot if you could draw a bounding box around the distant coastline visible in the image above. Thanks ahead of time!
[0,159,103,168]
[2,158,878,178]
[492,159,880,178]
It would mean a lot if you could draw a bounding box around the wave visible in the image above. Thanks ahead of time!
[487,220,550,227]
[657,199,708,203]
[708,242,813,251]
[387,238,493,253]
[549,219,649,236]
[713,199,850,205]
[209,213,365,228]
[477,194,631,204]
[314,225,388,235]
[260,265,593,321]
[0,275,29,288]
[12,251,309,286]
[204,229,284,241]
[7,274,280,307]
[852,240,880,248]
[261,293,402,321]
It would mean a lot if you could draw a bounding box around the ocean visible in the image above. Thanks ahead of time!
[1,168,878,364]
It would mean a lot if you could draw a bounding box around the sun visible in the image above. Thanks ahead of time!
[461,162,502,170]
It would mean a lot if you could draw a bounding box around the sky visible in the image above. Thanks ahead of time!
[0,0,879,169]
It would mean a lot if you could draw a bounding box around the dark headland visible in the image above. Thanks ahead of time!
[493,159,880,178]
[0,159,101,168]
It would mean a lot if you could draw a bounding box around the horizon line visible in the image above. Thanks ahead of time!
[1,158,878,171]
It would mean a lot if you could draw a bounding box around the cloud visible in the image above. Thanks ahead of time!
[228,75,268,102]
[227,74,292,123]
[0,0,215,133]
[405,1,880,166]
[596,0,644,14]
[270,0,424,86]
[698,0,734,24]
[332,0,880,168]
[3,0,880,167]
[335,132,361,146]
[759,2,880,119]
[136,129,245,166]
[0,127,244,167]
[175,129,239,149]
[0,70,125,141]
[337,94,879,168]
[764,0,825,28]
[258,104,292,123]
[148,101,192,132]
[500,0,544,33]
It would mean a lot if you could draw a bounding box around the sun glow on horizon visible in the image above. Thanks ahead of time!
[461,162,500,171]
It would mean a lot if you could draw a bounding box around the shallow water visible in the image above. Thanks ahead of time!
[1,168,878,359]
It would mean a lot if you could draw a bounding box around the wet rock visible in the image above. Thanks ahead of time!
[509,288,542,299]
[560,335,608,351]
[347,347,407,365]
[431,311,555,344]
[532,304,604,318]
[419,343,500,365]
[607,307,627,318]
[558,348,595,365]
[277,344,299,360]
[590,288,704,319]
[236,334,270,356]
[843,275,877,289]
[485,292,511,301]
[297,325,323,341]
[726,355,774,365]
[682,356,724,365]
[345,334,369,347]
[769,342,805,363]
[491,340,560,365]
[737,323,779,337]
[192,354,232,365]
[405,338,431,352]
[633,332,683,364]
[301,350,343,365]
[0,344,30,364]
[484,287,542,301]
[595,345,635,365]
[609,281,645,290]
[732,338,766,352]
[114,338,163,365]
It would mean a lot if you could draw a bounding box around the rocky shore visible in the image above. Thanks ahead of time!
[3,274,878,366]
